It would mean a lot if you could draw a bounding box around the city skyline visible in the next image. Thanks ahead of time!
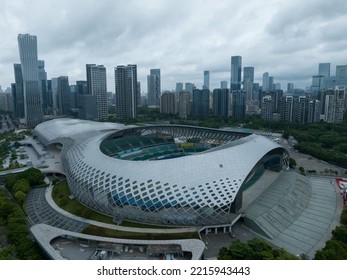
[1,0,347,92]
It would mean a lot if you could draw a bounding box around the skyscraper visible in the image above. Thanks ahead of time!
[262,72,269,92]
[160,91,176,114]
[57,76,70,115]
[243,66,254,101]
[203,70,210,90]
[86,64,108,121]
[38,60,48,114]
[192,89,210,115]
[318,63,330,77]
[115,64,138,119]
[232,90,246,119]
[147,69,160,106]
[261,95,273,121]
[230,56,242,91]
[13,63,24,119]
[17,34,43,127]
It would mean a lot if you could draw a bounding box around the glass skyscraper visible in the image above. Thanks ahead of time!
[230,56,242,91]
[17,34,43,127]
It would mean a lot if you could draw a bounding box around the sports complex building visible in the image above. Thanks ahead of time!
[33,118,289,226]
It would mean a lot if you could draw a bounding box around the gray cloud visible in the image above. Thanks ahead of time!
[1,0,347,92]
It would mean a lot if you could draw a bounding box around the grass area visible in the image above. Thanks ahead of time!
[82,225,200,240]
[52,180,114,224]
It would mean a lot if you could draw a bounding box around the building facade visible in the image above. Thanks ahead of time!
[17,34,43,127]
[86,64,108,121]
[115,64,138,119]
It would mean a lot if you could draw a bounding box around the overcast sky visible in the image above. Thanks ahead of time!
[1,0,347,93]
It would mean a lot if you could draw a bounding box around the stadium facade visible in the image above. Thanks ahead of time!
[33,118,289,226]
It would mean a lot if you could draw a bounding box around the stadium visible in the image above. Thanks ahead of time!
[33,118,289,226]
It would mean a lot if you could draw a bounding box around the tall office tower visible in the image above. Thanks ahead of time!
[192,89,210,115]
[212,88,229,117]
[115,64,138,119]
[178,90,191,118]
[75,80,88,110]
[46,80,53,109]
[220,81,228,89]
[230,56,242,91]
[160,91,176,114]
[137,81,141,108]
[262,72,269,92]
[269,76,274,91]
[311,75,324,93]
[307,99,321,123]
[231,90,246,119]
[243,66,254,101]
[78,95,98,120]
[51,78,59,113]
[38,60,48,114]
[69,85,77,111]
[261,95,273,121]
[280,96,294,122]
[13,63,24,118]
[175,82,183,94]
[203,70,210,90]
[324,86,345,123]
[17,34,43,127]
[185,82,195,93]
[319,63,330,77]
[147,68,160,106]
[56,76,70,115]
[86,64,108,121]
[287,83,294,94]
[336,65,347,80]
[76,80,88,95]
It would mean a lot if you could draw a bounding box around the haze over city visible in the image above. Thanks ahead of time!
[1,0,347,92]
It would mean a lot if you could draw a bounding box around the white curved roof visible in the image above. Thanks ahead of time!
[34,118,287,225]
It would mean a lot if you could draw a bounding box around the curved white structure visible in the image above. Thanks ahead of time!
[33,118,289,226]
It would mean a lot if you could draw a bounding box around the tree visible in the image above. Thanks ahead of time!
[14,191,26,206]
[12,179,30,194]
[332,225,347,244]
[315,240,347,259]
[289,158,297,168]
[23,168,45,187]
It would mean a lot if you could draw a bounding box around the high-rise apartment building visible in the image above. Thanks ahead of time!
[17,34,43,127]
[280,96,294,122]
[261,95,273,121]
[178,90,191,118]
[147,69,160,106]
[86,64,108,121]
[160,91,176,114]
[324,86,345,123]
[230,56,242,91]
[115,64,138,119]
[203,71,210,90]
